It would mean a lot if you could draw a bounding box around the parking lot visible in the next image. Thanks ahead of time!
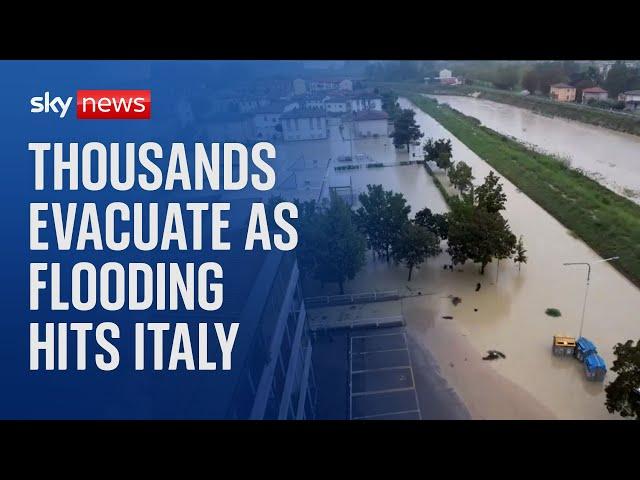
[349,327,422,420]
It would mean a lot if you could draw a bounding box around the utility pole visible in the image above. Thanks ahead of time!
[563,256,619,339]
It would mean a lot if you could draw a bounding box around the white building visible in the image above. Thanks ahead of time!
[309,78,352,92]
[292,78,306,95]
[293,93,326,110]
[348,93,382,112]
[339,79,353,91]
[439,69,452,79]
[620,90,640,111]
[253,103,289,141]
[281,108,328,141]
[345,110,390,138]
[325,95,349,114]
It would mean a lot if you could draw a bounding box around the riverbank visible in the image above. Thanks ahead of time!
[426,94,640,204]
[377,82,640,137]
[401,92,640,291]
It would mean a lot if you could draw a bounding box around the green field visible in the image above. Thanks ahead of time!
[403,92,640,288]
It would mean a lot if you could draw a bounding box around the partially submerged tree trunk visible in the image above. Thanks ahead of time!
[407,265,414,281]
[339,280,344,295]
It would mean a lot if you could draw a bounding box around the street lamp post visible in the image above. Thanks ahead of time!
[563,256,619,339]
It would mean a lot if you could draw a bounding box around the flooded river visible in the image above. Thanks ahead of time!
[279,100,640,418]
[427,94,640,204]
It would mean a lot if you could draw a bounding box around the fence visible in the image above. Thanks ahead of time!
[309,314,404,332]
[304,289,399,309]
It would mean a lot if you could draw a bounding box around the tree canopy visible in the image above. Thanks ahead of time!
[392,109,423,151]
[414,207,449,240]
[423,138,453,170]
[392,223,441,281]
[605,339,640,419]
[356,184,411,262]
[295,194,366,294]
[448,161,474,193]
[446,173,517,274]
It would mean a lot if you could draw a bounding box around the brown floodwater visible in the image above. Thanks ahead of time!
[278,101,640,418]
[292,99,640,419]
[428,94,640,204]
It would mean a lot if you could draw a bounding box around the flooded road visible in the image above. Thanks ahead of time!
[294,99,640,418]
[427,94,640,204]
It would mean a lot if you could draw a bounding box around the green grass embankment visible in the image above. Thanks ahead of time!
[404,93,640,289]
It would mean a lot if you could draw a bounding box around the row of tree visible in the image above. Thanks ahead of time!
[295,168,527,290]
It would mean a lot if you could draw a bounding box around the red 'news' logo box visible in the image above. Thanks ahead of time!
[76,90,151,119]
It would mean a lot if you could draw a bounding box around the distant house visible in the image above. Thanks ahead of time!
[619,90,640,111]
[439,69,452,79]
[292,78,306,96]
[281,108,328,141]
[344,110,390,138]
[253,102,297,141]
[437,69,462,86]
[581,86,608,104]
[549,83,576,102]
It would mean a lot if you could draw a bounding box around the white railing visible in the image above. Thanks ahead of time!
[309,315,404,332]
[304,289,399,308]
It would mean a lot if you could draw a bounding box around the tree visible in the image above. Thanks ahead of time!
[313,193,366,294]
[414,207,449,240]
[604,61,630,98]
[605,339,640,419]
[448,161,474,193]
[447,204,516,274]
[393,223,441,281]
[521,69,539,94]
[356,185,411,262]
[535,62,569,95]
[381,90,401,121]
[293,198,323,280]
[475,171,507,213]
[423,138,453,169]
[513,235,527,272]
[392,109,423,151]
[492,65,520,90]
[446,173,517,275]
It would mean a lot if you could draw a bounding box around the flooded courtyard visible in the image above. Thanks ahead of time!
[279,99,640,419]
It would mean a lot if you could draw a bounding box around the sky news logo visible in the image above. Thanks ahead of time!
[30,90,151,119]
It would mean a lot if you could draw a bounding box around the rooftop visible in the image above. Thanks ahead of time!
[582,87,608,93]
[551,83,575,89]
[346,110,390,122]
[281,107,327,119]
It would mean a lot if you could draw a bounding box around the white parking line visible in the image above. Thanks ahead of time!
[349,327,423,420]
[403,331,422,420]
[352,409,421,420]
[351,386,416,397]
[351,364,411,374]
[351,332,406,340]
